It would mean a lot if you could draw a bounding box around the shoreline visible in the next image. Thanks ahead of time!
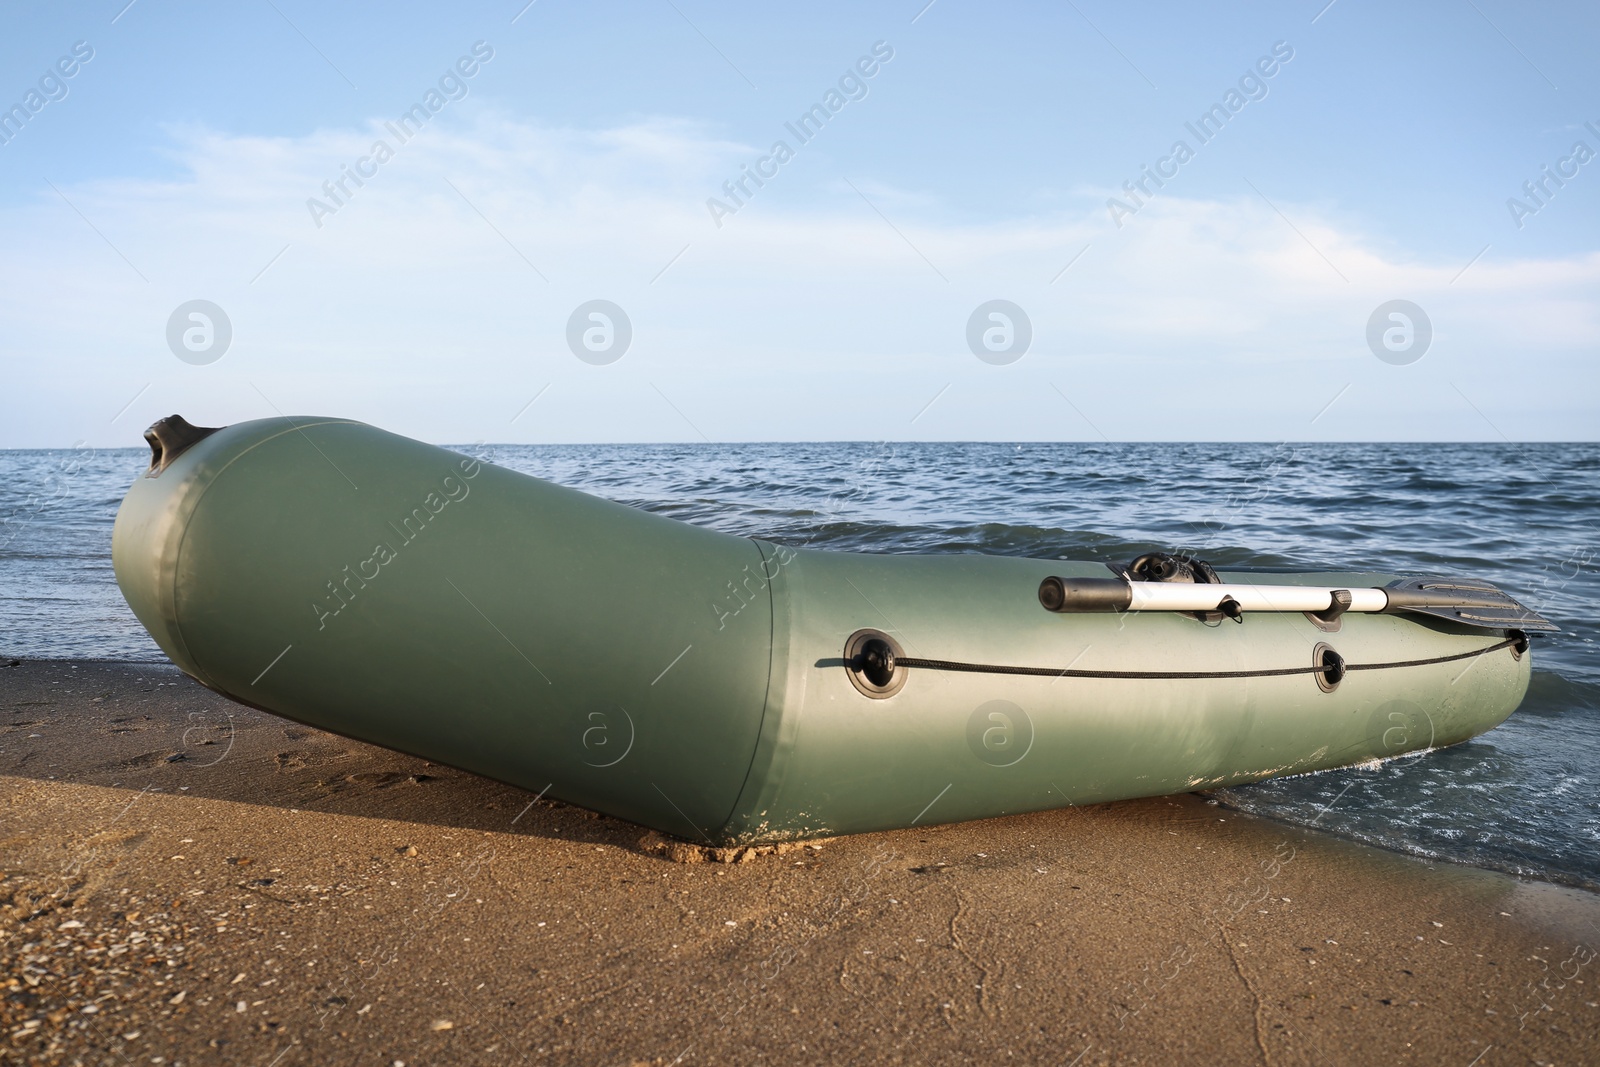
[3,659,1598,1064]
[1213,774,1600,898]
[9,656,1593,896]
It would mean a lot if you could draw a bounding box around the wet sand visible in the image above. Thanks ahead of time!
[1,659,1597,1066]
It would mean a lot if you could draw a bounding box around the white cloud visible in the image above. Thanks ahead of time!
[2,105,1596,447]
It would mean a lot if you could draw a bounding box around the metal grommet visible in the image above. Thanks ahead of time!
[1312,642,1344,693]
[844,628,908,699]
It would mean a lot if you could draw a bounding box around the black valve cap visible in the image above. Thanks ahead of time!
[860,639,897,687]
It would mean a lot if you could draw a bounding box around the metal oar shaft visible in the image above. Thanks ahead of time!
[1125,582,1384,614]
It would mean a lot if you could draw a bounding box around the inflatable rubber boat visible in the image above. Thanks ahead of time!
[113,416,1555,845]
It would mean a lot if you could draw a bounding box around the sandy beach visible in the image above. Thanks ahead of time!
[2,658,1596,1066]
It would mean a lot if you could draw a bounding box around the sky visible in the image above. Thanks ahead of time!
[1,0,1596,447]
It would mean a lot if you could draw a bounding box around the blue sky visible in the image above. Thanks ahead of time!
[2,0,1596,446]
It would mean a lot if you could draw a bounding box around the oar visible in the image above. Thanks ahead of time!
[1037,576,1558,632]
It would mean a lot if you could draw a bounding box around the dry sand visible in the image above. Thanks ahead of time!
[1,659,1597,1066]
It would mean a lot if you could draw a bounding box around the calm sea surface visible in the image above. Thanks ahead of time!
[2,442,1596,889]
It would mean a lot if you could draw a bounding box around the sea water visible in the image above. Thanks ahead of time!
[1,441,1595,889]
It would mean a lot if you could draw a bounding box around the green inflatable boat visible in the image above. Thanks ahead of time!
[113,416,1555,845]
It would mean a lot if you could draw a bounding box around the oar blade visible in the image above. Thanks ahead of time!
[1383,577,1560,633]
